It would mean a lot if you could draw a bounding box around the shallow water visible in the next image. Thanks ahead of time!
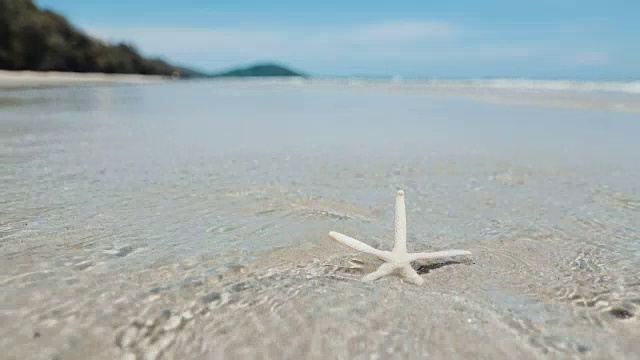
[1,80,639,359]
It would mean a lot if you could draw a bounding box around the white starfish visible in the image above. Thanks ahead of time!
[328,190,472,285]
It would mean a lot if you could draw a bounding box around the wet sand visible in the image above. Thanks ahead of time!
[0,70,167,90]
[1,80,639,359]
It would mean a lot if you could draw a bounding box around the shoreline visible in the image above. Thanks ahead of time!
[2,71,639,114]
[0,70,170,90]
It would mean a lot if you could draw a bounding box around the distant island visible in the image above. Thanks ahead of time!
[0,0,305,79]
[210,63,306,78]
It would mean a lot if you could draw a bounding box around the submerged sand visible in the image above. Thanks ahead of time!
[2,228,638,360]
[2,181,638,360]
[1,80,639,359]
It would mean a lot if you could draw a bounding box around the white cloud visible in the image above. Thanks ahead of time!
[85,20,456,60]
[346,20,456,43]
[86,27,289,57]
[572,51,609,66]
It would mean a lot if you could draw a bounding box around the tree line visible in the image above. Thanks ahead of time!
[0,0,202,77]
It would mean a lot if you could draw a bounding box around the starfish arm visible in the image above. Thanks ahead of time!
[361,262,396,282]
[408,250,472,262]
[392,190,407,254]
[400,265,424,285]
[328,231,389,258]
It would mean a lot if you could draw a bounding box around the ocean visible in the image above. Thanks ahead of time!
[1,78,639,359]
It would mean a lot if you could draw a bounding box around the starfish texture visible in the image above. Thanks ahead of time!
[328,190,472,285]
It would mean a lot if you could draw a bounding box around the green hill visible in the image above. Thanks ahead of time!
[211,63,306,78]
[0,0,203,78]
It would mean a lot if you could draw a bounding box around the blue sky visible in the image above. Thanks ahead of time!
[36,0,639,79]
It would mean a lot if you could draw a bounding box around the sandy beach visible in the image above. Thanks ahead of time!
[0,70,168,90]
[1,80,639,359]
